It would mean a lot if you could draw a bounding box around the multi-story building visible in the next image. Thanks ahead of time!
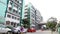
[35,9,43,29]
[0,0,8,24]
[35,10,43,24]
[24,3,43,29]
[5,0,23,27]
[0,0,23,27]
[24,4,36,27]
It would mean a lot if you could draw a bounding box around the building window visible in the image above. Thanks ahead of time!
[24,15,28,17]
[13,9,16,13]
[19,8,21,10]
[17,1,19,3]
[16,11,18,13]
[9,7,12,11]
[6,21,10,25]
[25,9,27,10]
[14,23,16,27]
[14,4,18,8]
[15,17,16,19]
[12,16,14,19]
[25,11,28,13]
[11,22,13,25]
[17,23,19,26]
[7,15,11,18]
[17,18,20,20]
[10,2,12,5]
[19,12,20,14]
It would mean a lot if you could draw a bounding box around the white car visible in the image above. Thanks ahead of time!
[13,26,20,33]
[0,24,11,33]
[13,26,27,33]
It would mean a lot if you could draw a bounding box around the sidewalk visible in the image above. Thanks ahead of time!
[27,30,59,34]
[36,30,59,34]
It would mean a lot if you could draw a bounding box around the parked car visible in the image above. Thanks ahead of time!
[12,26,27,33]
[12,26,20,33]
[0,24,11,34]
[27,27,36,32]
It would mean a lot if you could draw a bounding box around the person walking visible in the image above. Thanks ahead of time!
[41,26,44,31]
[20,26,24,34]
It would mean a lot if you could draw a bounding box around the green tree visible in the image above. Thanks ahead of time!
[57,23,60,27]
[22,19,30,28]
[46,20,57,34]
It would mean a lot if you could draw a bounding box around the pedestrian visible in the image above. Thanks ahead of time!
[20,26,24,34]
[41,26,44,31]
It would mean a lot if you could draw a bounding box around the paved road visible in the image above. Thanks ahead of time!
[26,30,59,34]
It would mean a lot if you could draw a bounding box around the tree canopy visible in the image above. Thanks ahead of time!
[46,17,57,31]
[22,19,30,28]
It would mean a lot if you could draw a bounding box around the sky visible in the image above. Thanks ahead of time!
[25,0,60,22]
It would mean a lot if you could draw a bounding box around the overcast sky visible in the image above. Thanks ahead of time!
[25,0,60,22]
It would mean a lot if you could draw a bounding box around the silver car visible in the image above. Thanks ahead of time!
[0,24,11,34]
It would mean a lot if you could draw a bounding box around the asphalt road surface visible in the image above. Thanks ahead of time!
[26,30,59,34]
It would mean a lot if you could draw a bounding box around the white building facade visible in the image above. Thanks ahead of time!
[24,4,43,28]
[5,0,23,27]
